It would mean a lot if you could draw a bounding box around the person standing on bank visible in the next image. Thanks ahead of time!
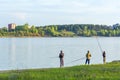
[85,50,91,65]
[103,51,106,64]
[59,50,64,67]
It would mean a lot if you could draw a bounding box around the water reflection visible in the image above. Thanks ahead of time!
[8,38,33,70]
[9,38,16,69]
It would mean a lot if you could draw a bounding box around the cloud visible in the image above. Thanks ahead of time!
[1,0,119,15]
[1,0,120,27]
[11,12,27,20]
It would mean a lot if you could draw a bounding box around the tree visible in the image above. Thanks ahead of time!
[2,27,8,32]
[30,25,38,33]
[91,30,97,36]
[15,23,29,31]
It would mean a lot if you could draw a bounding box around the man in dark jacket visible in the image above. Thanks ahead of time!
[103,51,106,64]
[59,50,64,67]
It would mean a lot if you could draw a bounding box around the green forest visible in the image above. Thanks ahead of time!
[0,23,120,37]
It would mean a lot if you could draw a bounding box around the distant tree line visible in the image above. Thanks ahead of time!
[0,23,120,37]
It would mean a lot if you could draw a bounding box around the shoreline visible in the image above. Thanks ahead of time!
[0,36,120,38]
[0,61,118,72]
[0,62,120,80]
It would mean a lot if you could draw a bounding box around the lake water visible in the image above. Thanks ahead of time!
[0,37,120,70]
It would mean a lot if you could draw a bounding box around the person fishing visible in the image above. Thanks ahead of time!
[59,50,64,67]
[96,37,106,64]
[85,50,91,65]
[102,51,106,64]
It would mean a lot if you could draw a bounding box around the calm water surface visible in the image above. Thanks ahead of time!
[0,37,120,70]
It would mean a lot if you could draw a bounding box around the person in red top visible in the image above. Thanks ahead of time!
[59,50,64,67]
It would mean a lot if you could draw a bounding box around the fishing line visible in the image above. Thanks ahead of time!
[65,57,85,65]
[96,37,103,53]
[49,56,59,58]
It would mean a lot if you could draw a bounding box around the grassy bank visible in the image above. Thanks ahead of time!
[0,62,120,80]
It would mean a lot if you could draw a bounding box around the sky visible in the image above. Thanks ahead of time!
[0,0,120,27]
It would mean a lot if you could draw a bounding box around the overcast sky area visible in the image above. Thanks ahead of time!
[0,0,120,27]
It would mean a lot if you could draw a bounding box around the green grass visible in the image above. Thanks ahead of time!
[0,62,120,80]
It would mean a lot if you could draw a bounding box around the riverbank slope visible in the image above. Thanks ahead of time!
[0,62,120,80]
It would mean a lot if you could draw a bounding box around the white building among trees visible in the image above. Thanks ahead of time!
[8,23,16,31]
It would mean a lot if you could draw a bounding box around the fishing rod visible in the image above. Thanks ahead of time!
[49,56,59,58]
[96,36,103,53]
[66,57,86,65]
